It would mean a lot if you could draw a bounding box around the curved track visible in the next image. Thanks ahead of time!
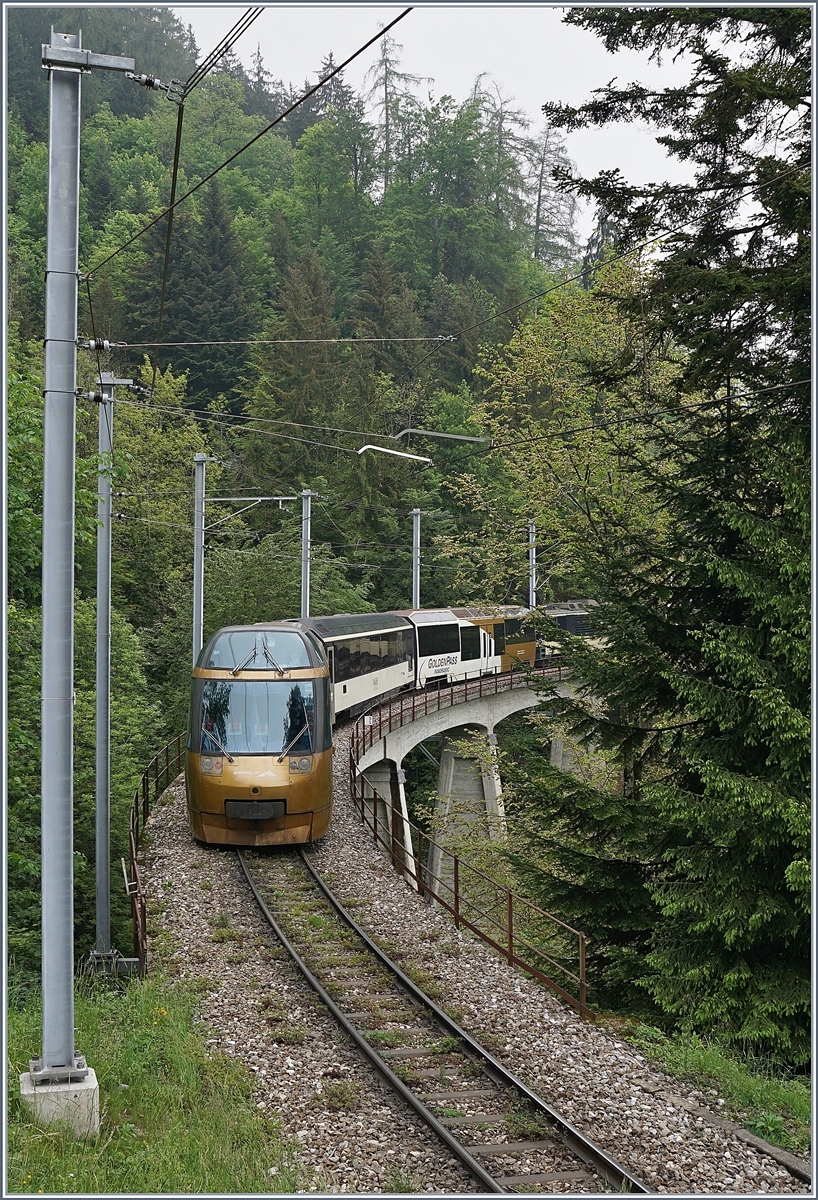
[238,846,648,1194]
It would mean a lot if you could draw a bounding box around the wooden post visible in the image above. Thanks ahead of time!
[507,892,514,965]
[580,934,587,1018]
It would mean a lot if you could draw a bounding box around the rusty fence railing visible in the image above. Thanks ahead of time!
[348,666,594,1020]
[350,663,564,760]
[124,733,185,976]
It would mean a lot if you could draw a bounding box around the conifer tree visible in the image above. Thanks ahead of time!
[531,7,810,1060]
[243,246,338,486]
[165,182,256,406]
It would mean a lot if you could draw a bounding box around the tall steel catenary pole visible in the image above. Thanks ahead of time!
[192,454,208,667]
[40,27,83,1080]
[301,489,312,619]
[93,373,133,965]
[528,519,537,610]
[33,30,133,1101]
[94,377,114,956]
[412,508,421,609]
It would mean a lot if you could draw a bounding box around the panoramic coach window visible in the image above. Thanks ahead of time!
[417,624,460,657]
[460,624,481,661]
[493,623,506,653]
[557,614,594,636]
[200,680,314,755]
[205,630,310,670]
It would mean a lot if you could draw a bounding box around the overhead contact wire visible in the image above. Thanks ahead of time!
[83,8,413,278]
[184,7,264,95]
[151,101,185,393]
[148,8,265,391]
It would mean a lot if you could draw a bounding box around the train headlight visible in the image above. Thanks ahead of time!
[200,756,223,775]
[289,756,313,774]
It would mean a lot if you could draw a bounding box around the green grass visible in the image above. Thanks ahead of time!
[364,1030,407,1048]
[318,1080,361,1112]
[612,1021,811,1153]
[7,974,300,1194]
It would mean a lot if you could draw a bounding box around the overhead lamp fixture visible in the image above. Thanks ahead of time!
[357,444,432,464]
[392,427,493,444]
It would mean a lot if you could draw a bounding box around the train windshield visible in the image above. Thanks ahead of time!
[205,630,310,671]
[200,680,314,756]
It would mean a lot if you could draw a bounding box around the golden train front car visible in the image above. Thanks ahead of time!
[185,624,332,847]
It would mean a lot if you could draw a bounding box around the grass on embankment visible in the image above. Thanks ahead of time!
[7,973,300,1194]
[603,1018,811,1155]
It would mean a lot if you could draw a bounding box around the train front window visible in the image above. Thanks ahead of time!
[205,630,311,671]
[201,680,315,755]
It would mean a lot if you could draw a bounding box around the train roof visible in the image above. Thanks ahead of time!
[541,599,598,615]
[450,605,529,621]
[395,609,459,625]
[290,612,412,640]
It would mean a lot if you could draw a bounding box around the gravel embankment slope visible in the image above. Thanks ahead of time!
[144,725,809,1194]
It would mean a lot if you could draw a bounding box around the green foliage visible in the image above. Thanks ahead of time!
[6,975,299,1193]
[7,596,161,973]
[500,8,810,1062]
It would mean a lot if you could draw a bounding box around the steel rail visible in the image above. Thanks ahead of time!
[236,848,504,1193]
[238,846,648,1193]
[297,849,649,1194]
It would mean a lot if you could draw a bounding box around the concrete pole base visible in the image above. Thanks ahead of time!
[19,1069,100,1138]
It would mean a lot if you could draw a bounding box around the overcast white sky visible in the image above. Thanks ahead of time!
[172,4,698,242]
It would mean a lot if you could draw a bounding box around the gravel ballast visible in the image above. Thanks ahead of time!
[143,726,810,1194]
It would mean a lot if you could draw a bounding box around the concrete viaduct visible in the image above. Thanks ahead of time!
[351,670,575,885]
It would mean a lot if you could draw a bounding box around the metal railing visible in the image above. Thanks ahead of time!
[349,667,594,1020]
[125,733,185,975]
[351,663,565,759]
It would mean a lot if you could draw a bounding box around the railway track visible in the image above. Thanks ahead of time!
[238,846,648,1194]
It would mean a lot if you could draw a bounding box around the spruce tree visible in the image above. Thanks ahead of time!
[533,8,810,1061]
[169,182,256,406]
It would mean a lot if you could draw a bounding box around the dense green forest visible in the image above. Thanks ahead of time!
[8,7,810,1064]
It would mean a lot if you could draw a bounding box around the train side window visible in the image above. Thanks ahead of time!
[493,623,506,653]
[335,641,351,680]
[323,677,333,748]
[418,624,460,657]
[460,624,480,661]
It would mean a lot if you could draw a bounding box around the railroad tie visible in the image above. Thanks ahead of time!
[423,1089,499,1101]
[413,1066,459,1077]
[497,1169,594,1186]
[440,1113,507,1126]
[380,1047,447,1059]
[465,1139,558,1155]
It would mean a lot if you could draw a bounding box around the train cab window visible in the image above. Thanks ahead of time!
[200,679,315,755]
[460,624,480,661]
[301,629,326,663]
[206,630,310,671]
[493,623,506,653]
